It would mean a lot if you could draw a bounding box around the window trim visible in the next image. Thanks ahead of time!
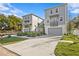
[56,8,58,13]
[60,17,63,21]
[50,10,53,14]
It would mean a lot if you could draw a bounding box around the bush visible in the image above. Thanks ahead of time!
[7,35,11,38]
[17,32,28,36]
[17,32,23,36]
[27,32,37,37]
[17,31,45,37]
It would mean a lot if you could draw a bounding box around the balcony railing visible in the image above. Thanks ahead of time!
[24,24,32,28]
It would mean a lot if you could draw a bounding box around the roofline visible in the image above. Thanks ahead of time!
[45,3,67,11]
[22,13,44,20]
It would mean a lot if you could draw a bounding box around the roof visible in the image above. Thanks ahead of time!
[45,3,67,11]
[22,13,44,20]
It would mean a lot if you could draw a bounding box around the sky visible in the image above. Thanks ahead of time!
[0,3,79,19]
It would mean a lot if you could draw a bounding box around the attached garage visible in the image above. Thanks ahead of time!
[48,27,62,36]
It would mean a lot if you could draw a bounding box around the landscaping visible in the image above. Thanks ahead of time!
[0,35,26,45]
[17,31,45,37]
[54,34,79,56]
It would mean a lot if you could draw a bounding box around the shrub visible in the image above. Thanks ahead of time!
[7,35,11,38]
[17,32,28,36]
[27,32,37,37]
[17,32,23,36]
[37,32,42,36]
[17,31,44,37]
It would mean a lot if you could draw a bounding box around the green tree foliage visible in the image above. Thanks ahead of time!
[68,16,79,33]
[0,14,22,32]
[0,14,8,30]
[8,15,22,31]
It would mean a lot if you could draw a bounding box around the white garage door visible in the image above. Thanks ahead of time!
[48,27,62,36]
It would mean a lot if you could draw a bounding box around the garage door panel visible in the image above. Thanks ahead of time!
[48,28,62,36]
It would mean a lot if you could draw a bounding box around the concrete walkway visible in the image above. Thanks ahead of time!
[3,36,61,56]
[0,45,19,56]
[60,40,73,43]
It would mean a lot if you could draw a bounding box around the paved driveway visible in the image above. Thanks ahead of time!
[3,36,61,56]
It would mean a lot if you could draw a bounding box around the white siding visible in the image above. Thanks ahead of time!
[45,4,68,36]
[22,14,43,32]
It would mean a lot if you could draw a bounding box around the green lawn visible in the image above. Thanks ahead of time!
[0,36,26,45]
[54,34,79,56]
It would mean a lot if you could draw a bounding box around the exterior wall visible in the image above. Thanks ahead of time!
[45,4,68,36]
[22,15,32,32]
[73,29,79,35]
[32,15,43,32]
[22,14,43,32]
[31,15,38,31]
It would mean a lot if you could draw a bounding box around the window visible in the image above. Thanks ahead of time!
[60,17,63,21]
[24,20,29,23]
[50,20,58,26]
[50,10,52,14]
[56,8,58,13]
[28,16,29,19]
[47,20,49,23]
[24,17,27,19]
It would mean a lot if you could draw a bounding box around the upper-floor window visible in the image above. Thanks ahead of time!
[24,16,29,19]
[50,20,58,26]
[47,20,49,23]
[60,17,63,21]
[50,10,53,14]
[24,17,27,19]
[56,8,58,13]
[24,20,29,23]
[28,16,29,19]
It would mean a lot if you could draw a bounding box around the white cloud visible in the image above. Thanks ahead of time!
[71,9,79,13]
[68,3,79,14]
[0,3,25,17]
[69,3,79,8]
[0,3,9,11]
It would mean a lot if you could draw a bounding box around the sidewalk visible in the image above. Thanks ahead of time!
[0,45,19,56]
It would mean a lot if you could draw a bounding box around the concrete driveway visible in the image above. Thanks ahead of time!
[3,36,61,56]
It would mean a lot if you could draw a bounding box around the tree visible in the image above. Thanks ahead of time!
[8,15,22,31]
[0,14,9,31]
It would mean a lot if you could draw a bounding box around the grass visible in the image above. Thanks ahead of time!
[0,36,26,45]
[54,34,79,56]
[55,42,79,56]
[61,34,79,43]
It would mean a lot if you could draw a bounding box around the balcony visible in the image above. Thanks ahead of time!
[49,14,59,17]
[24,24,32,28]
[50,21,58,26]
[24,20,30,23]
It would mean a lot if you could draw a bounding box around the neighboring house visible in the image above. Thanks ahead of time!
[22,14,43,32]
[36,20,45,32]
[73,29,79,35]
[44,4,68,36]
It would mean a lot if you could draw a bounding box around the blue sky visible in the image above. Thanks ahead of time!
[0,3,79,19]
[10,3,62,18]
